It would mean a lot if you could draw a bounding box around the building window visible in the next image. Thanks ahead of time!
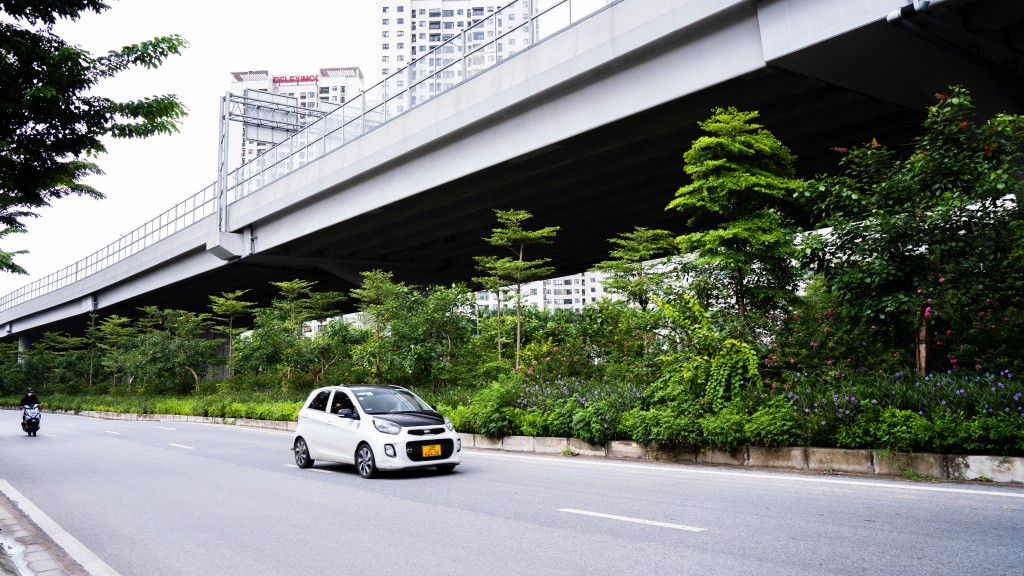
[397,17,404,24]
[398,30,404,36]
[530,289,537,295]
[382,6,388,12]
[397,43,404,49]
[381,68,389,75]
[397,5,404,12]
[382,18,389,25]
[382,56,389,62]
[397,55,404,62]
[382,43,389,49]
[383,31,389,37]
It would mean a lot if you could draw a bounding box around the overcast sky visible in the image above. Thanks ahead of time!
[0,0,379,295]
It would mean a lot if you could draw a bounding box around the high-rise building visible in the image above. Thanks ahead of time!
[376,0,535,109]
[229,67,365,165]
[474,271,614,314]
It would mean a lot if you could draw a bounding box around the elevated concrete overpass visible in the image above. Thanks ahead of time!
[2,0,1022,342]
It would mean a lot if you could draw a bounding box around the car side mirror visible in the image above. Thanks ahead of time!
[336,408,358,419]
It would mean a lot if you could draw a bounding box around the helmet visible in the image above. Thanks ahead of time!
[25,388,33,394]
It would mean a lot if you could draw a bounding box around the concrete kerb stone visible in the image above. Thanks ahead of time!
[748,446,807,470]
[502,436,535,452]
[948,454,1024,482]
[807,448,873,475]
[533,437,569,454]
[475,435,503,450]
[607,441,646,460]
[569,438,606,457]
[697,447,748,467]
[872,451,947,480]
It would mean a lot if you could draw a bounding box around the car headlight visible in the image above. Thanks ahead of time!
[373,418,401,435]
[444,415,455,432]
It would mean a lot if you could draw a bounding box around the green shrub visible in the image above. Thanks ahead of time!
[745,396,806,447]
[873,408,931,452]
[699,406,746,451]
[470,377,525,439]
[571,400,617,446]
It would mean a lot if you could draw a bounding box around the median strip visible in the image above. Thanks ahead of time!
[559,508,705,532]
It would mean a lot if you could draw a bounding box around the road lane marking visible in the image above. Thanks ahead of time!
[559,508,706,532]
[470,451,1024,499]
[0,479,122,576]
[104,431,121,435]
[40,433,57,438]
[169,443,194,450]
[156,426,176,430]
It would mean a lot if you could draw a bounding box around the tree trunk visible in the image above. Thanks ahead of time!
[915,313,928,376]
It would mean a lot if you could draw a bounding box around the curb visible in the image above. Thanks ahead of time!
[460,435,1024,484]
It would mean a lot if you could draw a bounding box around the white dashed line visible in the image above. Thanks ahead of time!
[169,443,194,450]
[559,508,706,532]
[104,431,121,435]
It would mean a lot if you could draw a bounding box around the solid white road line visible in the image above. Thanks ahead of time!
[40,432,57,438]
[0,479,122,576]
[155,426,176,430]
[559,508,706,532]
[104,431,121,435]
[169,443,194,450]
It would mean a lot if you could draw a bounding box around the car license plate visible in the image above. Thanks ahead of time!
[422,444,442,457]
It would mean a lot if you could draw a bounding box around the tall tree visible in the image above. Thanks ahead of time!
[473,254,509,362]
[668,107,801,341]
[209,289,255,375]
[480,209,559,370]
[350,270,414,385]
[592,227,677,311]
[0,1,188,273]
[799,87,1024,375]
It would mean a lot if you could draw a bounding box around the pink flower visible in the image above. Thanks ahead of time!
[927,298,932,303]
[917,289,923,294]
[939,278,945,283]
[924,307,932,318]
[553,347,559,352]
[870,325,877,329]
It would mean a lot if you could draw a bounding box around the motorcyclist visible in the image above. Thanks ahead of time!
[20,387,39,407]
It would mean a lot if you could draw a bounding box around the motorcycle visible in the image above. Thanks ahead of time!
[21,404,40,437]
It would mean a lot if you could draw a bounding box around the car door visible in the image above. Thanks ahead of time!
[323,389,362,463]
[300,389,341,461]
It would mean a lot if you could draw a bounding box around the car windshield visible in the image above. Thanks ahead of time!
[353,388,433,415]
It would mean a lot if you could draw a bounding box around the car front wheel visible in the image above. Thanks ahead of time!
[355,444,377,479]
[294,437,314,469]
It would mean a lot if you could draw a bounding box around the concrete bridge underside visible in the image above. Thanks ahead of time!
[3,0,1023,340]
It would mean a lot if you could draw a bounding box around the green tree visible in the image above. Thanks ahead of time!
[134,306,222,394]
[350,270,415,385]
[592,227,677,312]
[209,289,255,376]
[799,87,1024,375]
[1,1,188,273]
[473,254,509,362]
[480,209,559,370]
[95,314,139,392]
[668,107,802,342]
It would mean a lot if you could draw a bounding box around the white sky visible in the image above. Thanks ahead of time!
[0,0,379,295]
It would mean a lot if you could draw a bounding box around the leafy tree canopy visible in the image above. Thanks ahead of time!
[0,0,188,273]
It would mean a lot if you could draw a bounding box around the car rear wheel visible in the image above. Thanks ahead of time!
[294,437,314,469]
[355,444,377,478]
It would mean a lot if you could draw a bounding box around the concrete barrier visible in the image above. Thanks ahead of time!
[872,452,947,480]
[749,447,807,470]
[807,448,873,475]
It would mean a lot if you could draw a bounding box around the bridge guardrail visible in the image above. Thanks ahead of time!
[0,0,614,313]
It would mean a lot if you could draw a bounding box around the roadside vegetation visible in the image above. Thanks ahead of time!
[1,88,1022,456]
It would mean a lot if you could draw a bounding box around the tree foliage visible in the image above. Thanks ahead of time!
[798,86,1024,374]
[0,0,188,273]
[669,107,801,341]
[479,209,559,369]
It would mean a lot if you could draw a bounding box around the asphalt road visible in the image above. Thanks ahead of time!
[0,409,1022,576]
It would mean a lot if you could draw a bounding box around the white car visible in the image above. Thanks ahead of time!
[292,385,462,478]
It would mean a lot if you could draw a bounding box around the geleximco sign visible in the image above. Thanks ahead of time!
[272,75,319,85]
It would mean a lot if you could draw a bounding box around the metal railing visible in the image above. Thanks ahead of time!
[0,183,218,311]
[0,0,613,313]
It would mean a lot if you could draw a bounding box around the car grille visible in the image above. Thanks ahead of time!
[406,439,455,461]
[408,427,446,436]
